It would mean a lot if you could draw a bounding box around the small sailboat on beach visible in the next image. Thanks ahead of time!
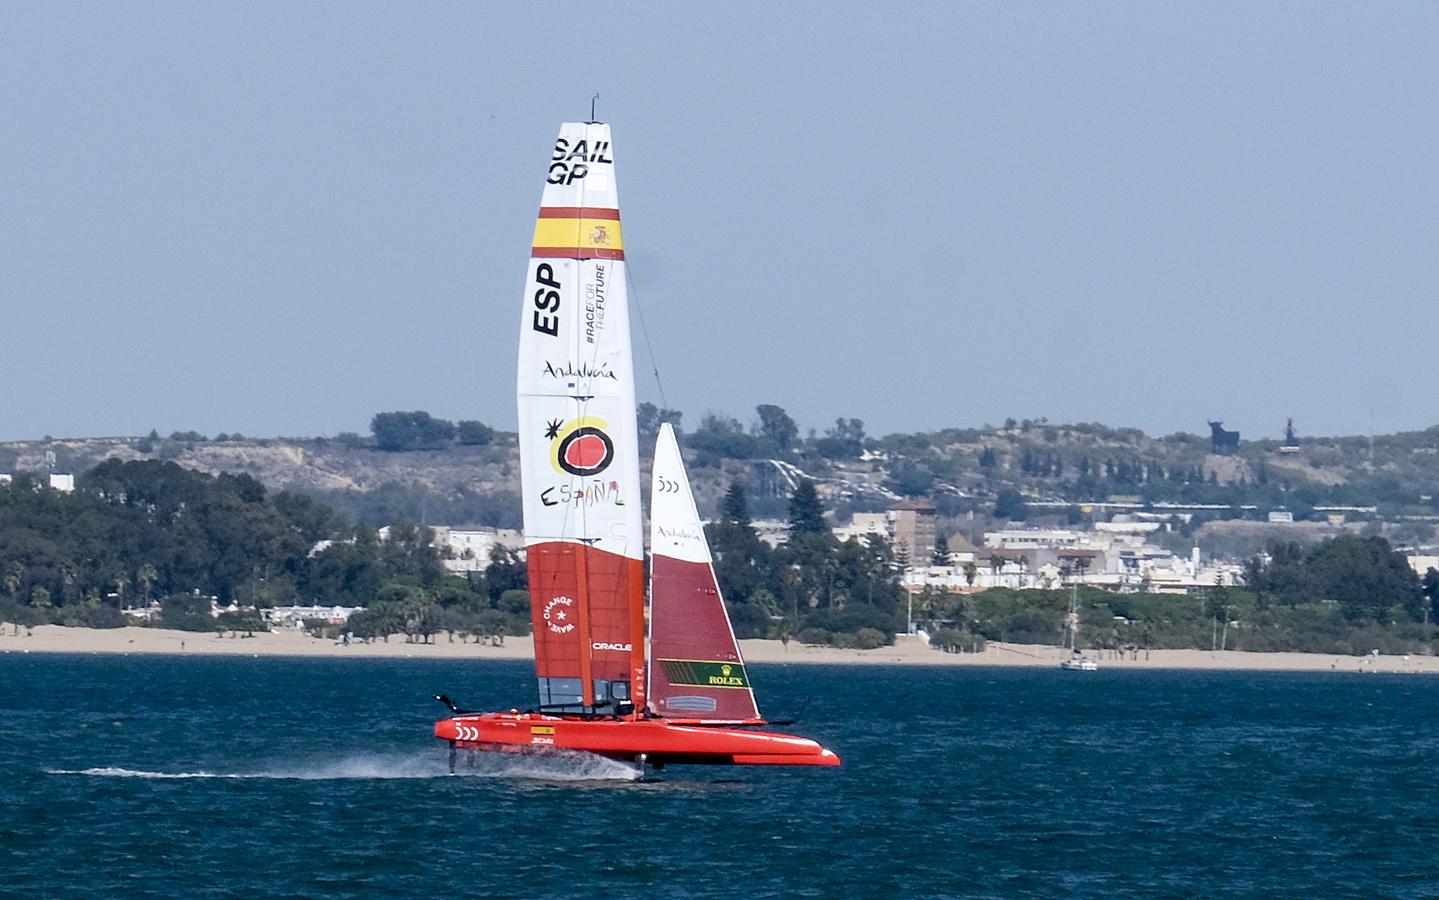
[433,121,838,770]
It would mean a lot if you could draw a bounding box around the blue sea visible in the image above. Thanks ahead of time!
[3,654,1438,898]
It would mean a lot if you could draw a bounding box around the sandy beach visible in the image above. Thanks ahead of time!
[1,623,1433,673]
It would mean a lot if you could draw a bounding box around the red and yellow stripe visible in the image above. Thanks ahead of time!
[532,207,624,260]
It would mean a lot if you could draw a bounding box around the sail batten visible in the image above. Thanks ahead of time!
[518,123,645,712]
[648,424,762,722]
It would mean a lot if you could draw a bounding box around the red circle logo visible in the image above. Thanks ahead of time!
[556,426,614,476]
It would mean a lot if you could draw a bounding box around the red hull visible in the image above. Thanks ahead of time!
[435,712,840,767]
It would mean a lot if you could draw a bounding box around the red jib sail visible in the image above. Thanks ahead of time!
[517,123,645,713]
[648,424,762,723]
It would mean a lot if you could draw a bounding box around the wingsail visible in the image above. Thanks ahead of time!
[518,123,645,713]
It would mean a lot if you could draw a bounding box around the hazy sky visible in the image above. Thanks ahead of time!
[3,3,1436,444]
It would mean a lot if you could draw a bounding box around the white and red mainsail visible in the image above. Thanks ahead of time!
[518,122,645,712]
[648,424,762,723]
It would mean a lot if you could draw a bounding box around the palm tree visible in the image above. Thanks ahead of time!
[3,563,23,600]
[137,564,158,602]
[988,553,1006,586]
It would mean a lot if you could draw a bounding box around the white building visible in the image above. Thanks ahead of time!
[376,524,525,573]
[430,526,525,574]
[833,512,890,543]
[1408,555,1439,578]
[263,605,364,630]
[905,522,1244,595]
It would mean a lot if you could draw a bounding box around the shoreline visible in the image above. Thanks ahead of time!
[0,624,1433,673]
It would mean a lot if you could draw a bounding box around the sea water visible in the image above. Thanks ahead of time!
[3,654,1438,898]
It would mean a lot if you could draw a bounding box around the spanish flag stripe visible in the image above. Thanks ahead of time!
[537,206,621,220]
[532,247,626,260]
[531,213,625,263]
[532,218,625,248]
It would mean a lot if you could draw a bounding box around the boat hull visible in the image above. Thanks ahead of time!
[435,712,840,767]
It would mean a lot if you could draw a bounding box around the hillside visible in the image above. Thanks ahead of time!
[6,415,1439,550]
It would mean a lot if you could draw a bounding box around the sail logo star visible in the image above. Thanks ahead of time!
[543,596,576,634]
[547,416,616,477]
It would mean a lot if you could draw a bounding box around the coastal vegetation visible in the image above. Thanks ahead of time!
[7,405,1439,653]
[12,406,1439,539]
[0,461,530,641]
[913,533,1436,656]
[2,457,1434,655]
[704,480,905,648]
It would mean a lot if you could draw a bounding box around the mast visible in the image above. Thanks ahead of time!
[517,123,645,713]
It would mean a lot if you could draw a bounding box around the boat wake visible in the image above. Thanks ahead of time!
[47,750,640,783]
[453,749,642,782]
[48,767,246,780]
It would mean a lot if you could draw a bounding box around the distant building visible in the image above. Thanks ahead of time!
[832,512,890,544]
[750,519,792,549]
[377,524,524,572]
[985,528,1091,550]
[264,605,364,630]
[1408,555,1439,578]
[429,526,524,574]
[945,532,981,564]
[890,501,936,564]
[48,473,74,492]
[905,522,1243,595]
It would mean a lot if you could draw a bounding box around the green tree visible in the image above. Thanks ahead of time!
[636,403,684,440]
[754,404,799,456]
[1248,534,1421,620]
[930,539,951,567]
[370,411,457,451]
[994,488,1028,520]
[1423,567,1439,620]
[484,545,528,596]
[688,413,760,460]
[456,420,495,446]
[720,482,752,527]
[815,418,866,459]
[887,465,935,497]
[707,481,771,637]
[787,480,827,534]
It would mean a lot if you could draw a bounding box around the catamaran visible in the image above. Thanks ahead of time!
[433,121,839,771]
